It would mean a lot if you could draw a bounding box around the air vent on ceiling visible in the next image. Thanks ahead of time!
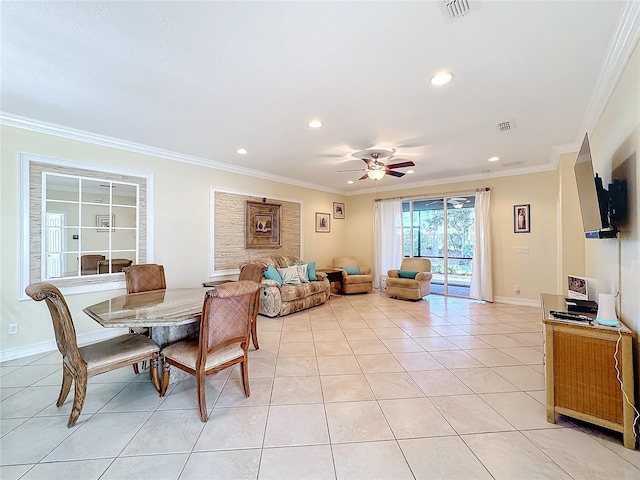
[497,120,515,132]
[443,0,473,20]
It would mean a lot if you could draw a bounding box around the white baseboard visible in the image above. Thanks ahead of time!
[494,296,542,308]
[0,327,129,363]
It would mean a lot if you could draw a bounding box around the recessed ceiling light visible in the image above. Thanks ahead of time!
[430,71,453,86]
[237,148,248,155]
[347,180,354,184]
[308,120,323,128]
[406,170,415,174]
[488,156,500,162]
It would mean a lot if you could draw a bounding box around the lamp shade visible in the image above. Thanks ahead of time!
[367,169,386,180]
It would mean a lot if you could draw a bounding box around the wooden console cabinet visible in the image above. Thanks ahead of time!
[541,294,636,449]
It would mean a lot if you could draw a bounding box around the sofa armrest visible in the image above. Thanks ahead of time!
[416,272,433,281]
[360,266,372,275]
[261,279,282,288]
[387,270,400,278]
[315,271,328,281]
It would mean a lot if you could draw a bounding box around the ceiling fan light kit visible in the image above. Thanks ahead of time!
[339,148,416,181]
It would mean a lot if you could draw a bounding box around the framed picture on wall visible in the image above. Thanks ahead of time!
[246,201,281,248]
[316,212,330,233]
[96,214,115,232]
[514,204,530,233]
[333,202,345,219]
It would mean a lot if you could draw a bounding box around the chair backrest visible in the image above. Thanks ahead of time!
[123,264,166,293]
[81,254,105,274]
[400,257,431,273]
[333,256,358,269]
[198,280,260,367]
[238,263,267,283]
[25,282,84,370]
[98,258,133,274]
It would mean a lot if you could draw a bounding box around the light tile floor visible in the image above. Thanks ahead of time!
[1,292,639,479]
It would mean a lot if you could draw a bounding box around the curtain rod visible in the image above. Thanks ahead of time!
[374,187,490,203]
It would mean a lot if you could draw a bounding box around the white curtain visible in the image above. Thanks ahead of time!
[373,200,404,288]
[470,189,493,301]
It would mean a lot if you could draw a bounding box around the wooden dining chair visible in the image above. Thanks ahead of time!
[159,280,260,422]
[122,264,166,293]
[25,282,161,427]
[238,263,267,349]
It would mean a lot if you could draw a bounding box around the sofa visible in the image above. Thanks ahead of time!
[332,256,373,294]
[243,256,330,317]
[386,258,433,300]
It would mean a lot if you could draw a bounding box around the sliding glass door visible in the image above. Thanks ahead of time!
[402,196,475,297]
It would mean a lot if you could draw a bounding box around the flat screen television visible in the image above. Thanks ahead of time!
[574,133,626,239]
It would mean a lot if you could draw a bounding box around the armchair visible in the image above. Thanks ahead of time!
[332,256,373,294]
[386,258,432,300]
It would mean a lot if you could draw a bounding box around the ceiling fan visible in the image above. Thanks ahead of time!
[338,148,415,180]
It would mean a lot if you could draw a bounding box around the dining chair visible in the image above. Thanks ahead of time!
[25,282,161,427]
[159,280,260,422]
[238,263,267,349]
[122,263,166,372]
[122,263,166,293]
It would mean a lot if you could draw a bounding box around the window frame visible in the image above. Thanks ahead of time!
[19,153,154,299]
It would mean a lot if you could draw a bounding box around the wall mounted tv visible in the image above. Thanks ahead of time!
[574,133,627,239]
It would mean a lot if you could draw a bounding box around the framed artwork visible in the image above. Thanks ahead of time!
[315,212,330,233]
[514,204,530,233]
[96,214,115,232]
[246,201,281,248]
[333,202,345,219]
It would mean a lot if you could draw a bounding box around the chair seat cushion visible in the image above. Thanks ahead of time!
[81,334,159,372]
[342,274,373,285]
[162,339,244,370]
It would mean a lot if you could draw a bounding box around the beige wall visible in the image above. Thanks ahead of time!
[345,171,561,303]
[0,126,347,355]
[588,39,639,398]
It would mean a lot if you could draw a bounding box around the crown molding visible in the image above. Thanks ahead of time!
[577,0,640,140]
[0,113,345,196]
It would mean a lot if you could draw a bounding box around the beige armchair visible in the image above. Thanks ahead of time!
[386,258,433,300]
[332,256,373,294]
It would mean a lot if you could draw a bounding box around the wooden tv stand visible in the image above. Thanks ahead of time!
[541,294,636,449]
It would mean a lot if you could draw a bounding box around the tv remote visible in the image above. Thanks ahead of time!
[550,310,591,322]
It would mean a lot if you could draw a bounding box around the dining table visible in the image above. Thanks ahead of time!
[83,287,210,384]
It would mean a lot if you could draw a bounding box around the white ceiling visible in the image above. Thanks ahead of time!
[1,1,637,194]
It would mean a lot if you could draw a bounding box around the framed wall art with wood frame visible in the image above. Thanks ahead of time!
[514,204,530,233]
[315,212,330,233]
[246,201,281,248]
[333,202,345,219]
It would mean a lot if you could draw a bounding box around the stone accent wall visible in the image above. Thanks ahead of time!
[213,191,301,271]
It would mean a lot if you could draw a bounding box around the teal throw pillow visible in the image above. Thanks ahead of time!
[264,265,283,285]
[342,265,361,275]
[307,261,317,281]
[398,270,419,279]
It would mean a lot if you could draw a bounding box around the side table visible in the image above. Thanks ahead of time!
[317,269,343,297]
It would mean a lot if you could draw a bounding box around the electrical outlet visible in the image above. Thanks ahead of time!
[515,247,529,254]
[8,323,18,335]
[515,285,520,294]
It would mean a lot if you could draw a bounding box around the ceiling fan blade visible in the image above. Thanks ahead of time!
[386,170,405,178]
[362,159,374,167]
[386,161,415,169]
[358,173,370,180]
[337,168,365,173]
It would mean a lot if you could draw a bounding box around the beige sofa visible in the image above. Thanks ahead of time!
[244,256,330,317]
